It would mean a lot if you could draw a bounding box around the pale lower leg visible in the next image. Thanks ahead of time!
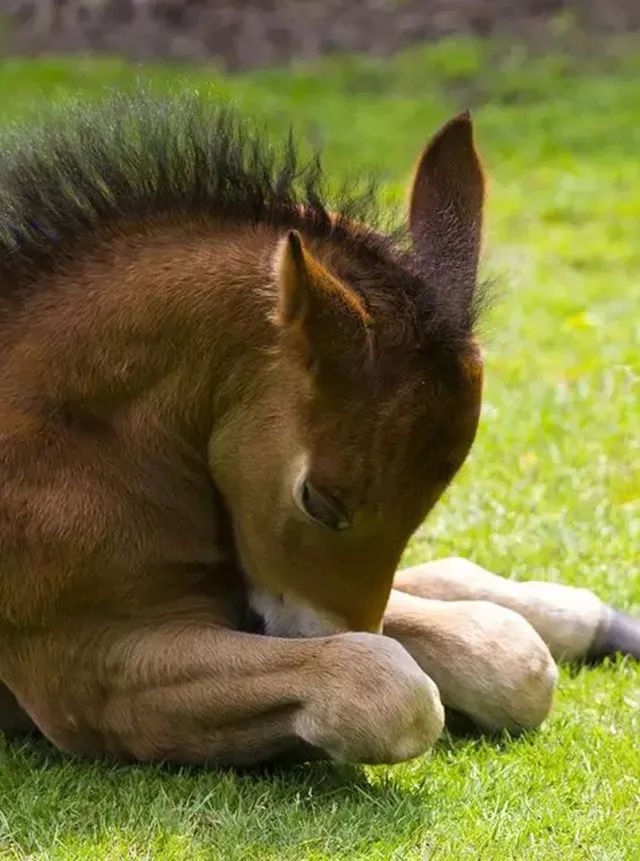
[384,589,557,732]
[394,558,606,661]
[8,622,443,766]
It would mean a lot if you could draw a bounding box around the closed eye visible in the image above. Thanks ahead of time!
[293,478,351,531]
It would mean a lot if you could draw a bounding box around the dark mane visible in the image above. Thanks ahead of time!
[0,92,487,342]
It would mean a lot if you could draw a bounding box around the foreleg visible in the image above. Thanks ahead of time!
[393,558,640,662]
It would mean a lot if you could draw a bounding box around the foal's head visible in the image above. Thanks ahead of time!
[210,113,485,636]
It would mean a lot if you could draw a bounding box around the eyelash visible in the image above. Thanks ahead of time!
[295,479,351,531]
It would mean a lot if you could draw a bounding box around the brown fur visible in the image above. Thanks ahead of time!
[0,101,565,765]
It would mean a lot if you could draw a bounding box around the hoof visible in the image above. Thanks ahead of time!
[587,608,640,662]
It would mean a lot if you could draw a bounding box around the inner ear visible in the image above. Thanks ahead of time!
[274,230,373,377]
[408,112,485,316]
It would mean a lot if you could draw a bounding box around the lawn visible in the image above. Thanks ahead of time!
[0,35,639,860]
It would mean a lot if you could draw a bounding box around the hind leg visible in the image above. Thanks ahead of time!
[384,590,557,733]
[393,558,640,662]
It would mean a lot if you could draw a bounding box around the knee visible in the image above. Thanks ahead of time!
[442,602,558,733]
[297,633,444,764]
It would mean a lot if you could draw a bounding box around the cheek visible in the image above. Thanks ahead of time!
[440,379,483,477]
[290,545,399,634]
[464,361,483,442]
[247,519,399,634]
[228,447,405,633]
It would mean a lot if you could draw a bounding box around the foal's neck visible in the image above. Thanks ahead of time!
[8,218,280,440]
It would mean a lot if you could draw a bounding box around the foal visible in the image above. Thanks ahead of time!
[0,96,637,765]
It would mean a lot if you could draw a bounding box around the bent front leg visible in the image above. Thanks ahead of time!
[384,589,557,733]
[394,558,640,662]
[7,621,443,766]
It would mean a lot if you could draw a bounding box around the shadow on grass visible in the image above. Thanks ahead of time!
[0,725,527,859]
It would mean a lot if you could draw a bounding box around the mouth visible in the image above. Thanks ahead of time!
[248,587,348,638]
[243,604,267,635]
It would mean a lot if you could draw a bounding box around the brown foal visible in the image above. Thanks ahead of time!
[0,96,637,766]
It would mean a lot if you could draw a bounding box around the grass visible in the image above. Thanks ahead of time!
[0,35,639,860]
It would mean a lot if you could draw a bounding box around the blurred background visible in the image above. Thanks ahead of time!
[2,1,640,68]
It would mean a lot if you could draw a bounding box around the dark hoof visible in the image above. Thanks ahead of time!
[587,608,640,662]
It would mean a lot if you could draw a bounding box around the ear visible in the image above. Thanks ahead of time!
[274,230,372,377]
[408,111,485,313]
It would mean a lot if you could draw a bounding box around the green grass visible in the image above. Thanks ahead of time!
[0,36,639,860]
